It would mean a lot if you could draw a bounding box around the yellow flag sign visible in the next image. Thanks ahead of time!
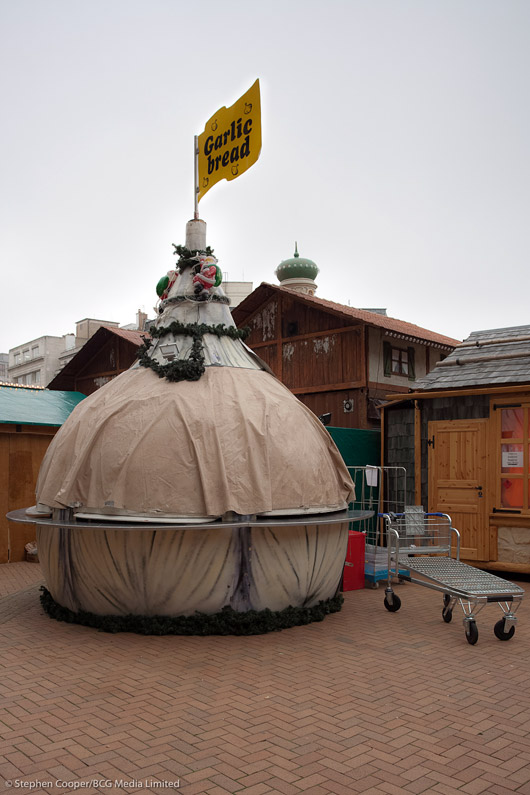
[197,79,261,202]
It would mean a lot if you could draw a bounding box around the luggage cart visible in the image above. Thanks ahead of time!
[381,509,525,645]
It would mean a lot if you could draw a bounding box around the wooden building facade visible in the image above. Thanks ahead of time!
[1,386,85,562]
[233,284,458,429]
[48,326,147,396]
[383,325,530,573]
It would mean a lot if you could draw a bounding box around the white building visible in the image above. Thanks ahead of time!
[8,336,65,387]
[223,280,253,308]
[0,353,9,383]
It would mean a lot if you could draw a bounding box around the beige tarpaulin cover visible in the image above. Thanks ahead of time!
[37,520,349,615]
[37,366,354,519]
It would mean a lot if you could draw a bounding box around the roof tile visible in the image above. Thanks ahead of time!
[233,283,460,348]
[415,324,530,390]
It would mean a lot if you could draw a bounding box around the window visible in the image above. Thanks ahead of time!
[23,349,30,361]
[497,404,530,512]
[392,348,409,375]
[31,345,39,357]
[14,353,20,365]
[383,341,416,380]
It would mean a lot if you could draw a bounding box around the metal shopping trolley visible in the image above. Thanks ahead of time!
[348,466,408,587]
[381,508,525,645]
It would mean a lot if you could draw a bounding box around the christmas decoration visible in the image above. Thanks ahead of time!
[192,255,222,296]
[40,586,343,636]
[137,321,250,383]
[30,219,355,635]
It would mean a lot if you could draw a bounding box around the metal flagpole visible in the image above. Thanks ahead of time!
[194,135,199,220]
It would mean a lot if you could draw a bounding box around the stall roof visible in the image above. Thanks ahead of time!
[232,283,460,349]
[0,385,85,426]
[415,324,530,391]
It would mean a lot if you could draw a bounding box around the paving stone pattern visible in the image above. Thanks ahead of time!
[1,562,530,794]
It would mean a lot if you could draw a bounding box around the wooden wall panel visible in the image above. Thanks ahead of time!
[0,436,9,563]
[0,426,56,563]
[76,374,116,396]
[119,337,140,369]
[281,297,351,336]
[73,337,139,396]
[246,298,279,346]
[239,295,369,427]
[72,338,120,390]
[89,337,118,375]
[297,390,362,429]
[341,329,363,382]
[254,344,279,377]
[8,432,53,561]
[281,337,329,388]
[282,330,362,390]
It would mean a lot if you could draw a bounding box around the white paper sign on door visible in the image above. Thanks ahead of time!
[502,451,523,468]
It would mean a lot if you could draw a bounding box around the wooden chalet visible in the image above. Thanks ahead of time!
[232,283,458,429]
[1,385,85,562]
[383,324,530,573]
[48,326,148,396]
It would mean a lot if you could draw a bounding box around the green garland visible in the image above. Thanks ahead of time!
[172,243,215,272]
[39,586,344,635]
[161,293,230,306]
[138,335,205,382]
[138,322,250,383]
[149,321,249,341]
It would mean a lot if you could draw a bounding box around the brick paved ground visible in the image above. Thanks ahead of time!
[1,562,530,795]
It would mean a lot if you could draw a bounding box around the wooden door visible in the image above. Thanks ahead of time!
[428,419,488,561]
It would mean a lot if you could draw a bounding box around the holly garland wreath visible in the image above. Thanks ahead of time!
[40,587,344,635]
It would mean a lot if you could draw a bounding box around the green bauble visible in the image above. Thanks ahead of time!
[156,275,169,297]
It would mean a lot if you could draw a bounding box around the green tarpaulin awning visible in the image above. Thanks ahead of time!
[0,386,85,427]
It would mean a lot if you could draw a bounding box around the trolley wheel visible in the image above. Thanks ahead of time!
[442,607,453,624]
[465,620,479,645]
[443,594,451,607]
[494,618,515,641]
[384,594,401,612]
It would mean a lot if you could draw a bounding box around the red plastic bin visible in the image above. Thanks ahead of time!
[342,530,365,591]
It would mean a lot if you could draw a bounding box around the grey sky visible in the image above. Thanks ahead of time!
[1,0,529,352]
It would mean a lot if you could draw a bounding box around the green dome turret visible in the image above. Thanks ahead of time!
[275,243,319,283]
[275,244,319,296]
